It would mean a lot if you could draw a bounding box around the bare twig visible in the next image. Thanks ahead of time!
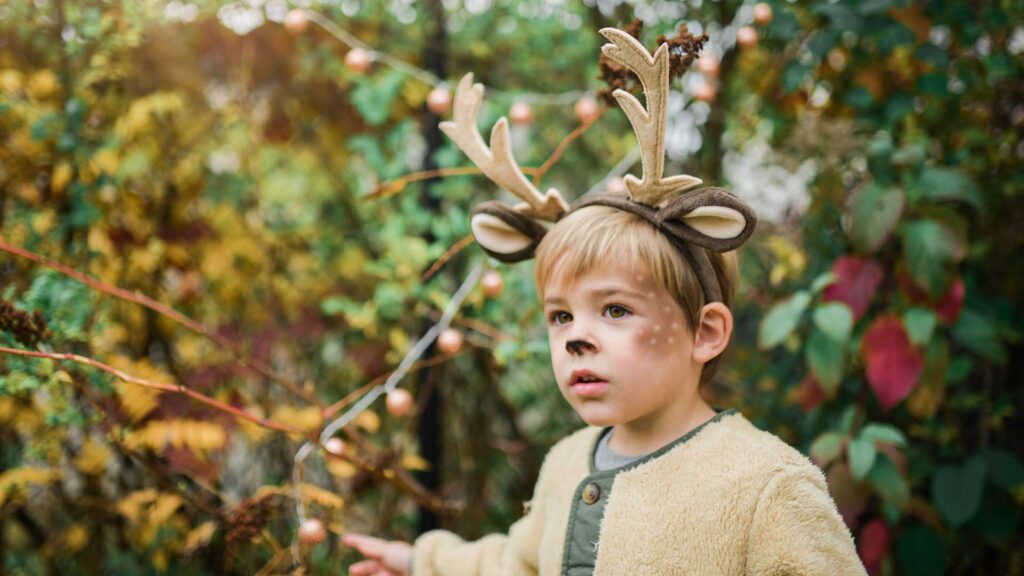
[0,238,319,406]
[364,166,542,201]
[531,109,608,186]
[421,234,475,282]
[0,346,303,435]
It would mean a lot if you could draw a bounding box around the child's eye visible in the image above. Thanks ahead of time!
[549,311,573,325]
[604,305,630,319]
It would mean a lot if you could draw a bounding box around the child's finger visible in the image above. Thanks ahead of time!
[347,558,383,575]
[342,533,388,556]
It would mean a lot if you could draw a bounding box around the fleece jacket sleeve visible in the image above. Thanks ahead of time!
[744,464,868,576]
[410,499,541,576]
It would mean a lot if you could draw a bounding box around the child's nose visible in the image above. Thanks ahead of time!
[565,339,596,355]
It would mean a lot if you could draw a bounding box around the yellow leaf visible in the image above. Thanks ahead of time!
[270,405,323,436]
[150,493,183,525]
[0,69,24,95]
[183,521,218,554]
[389,328,409,356]
[63,523,89,554]
[0,467,62,507]
[336,246,367,280]
[75,438,112,476]
[26,69,60,101]
[353,410,380,433]
[51,162,73,193]
[125,419,227,453]
[327,458,358,478]
[108,355,170,422]
[91,149,119,176]
[116,488,160,522]
[299,483,345,510]
[400,453,431,472]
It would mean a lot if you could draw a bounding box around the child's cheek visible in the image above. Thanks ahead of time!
[630,303,688,352]
[633,317,682,351]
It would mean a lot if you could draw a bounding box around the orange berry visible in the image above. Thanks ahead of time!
[437,328,464,355]
[298,519,326,545]
[386,389,414,417]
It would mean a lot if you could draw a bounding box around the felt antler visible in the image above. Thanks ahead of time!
[599,28,703,207]
[441,74,568,221]
[441,73,569,262]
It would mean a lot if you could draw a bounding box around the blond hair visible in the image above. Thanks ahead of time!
[534,205,738,387]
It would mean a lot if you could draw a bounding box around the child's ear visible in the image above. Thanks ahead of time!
[692,303,733,364]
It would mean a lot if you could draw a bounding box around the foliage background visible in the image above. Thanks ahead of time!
[1,0,1021,574]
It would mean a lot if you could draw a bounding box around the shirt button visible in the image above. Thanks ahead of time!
[581,483,601,505]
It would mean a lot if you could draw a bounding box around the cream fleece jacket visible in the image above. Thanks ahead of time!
[412,410,866,576]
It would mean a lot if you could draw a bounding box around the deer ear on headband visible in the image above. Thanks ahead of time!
[656,187,757,253]
[470,201,549,263]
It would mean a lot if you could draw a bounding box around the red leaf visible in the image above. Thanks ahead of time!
[933,276,965,324]
[862,316,924,411]
[791,375,825,411]
[857,518,891,575]
[827,461,869,530]
[899,269,965,324]
[823,256,884,321]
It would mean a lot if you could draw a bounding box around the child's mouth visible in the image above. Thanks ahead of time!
[571,380,608,397]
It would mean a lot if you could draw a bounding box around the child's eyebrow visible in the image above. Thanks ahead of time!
[543,288,646,306]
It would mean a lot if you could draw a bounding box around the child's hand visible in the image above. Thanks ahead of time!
[342,533,413,576]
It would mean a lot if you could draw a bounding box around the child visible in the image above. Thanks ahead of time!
[344,28,866,576]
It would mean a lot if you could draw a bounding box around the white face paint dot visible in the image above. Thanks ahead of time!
[671,322,679,330]
[669,337,676,344]
[647,292,655,298]
[649,338,657,346]
[653,325,662,332]
[663,305,671,313]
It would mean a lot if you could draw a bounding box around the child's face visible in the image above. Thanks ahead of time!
[542,261,697,429]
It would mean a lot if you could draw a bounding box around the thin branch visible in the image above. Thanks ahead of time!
[0,346,303,435]
[364,166,541,201]
[531,109,607,186]
[0,238,319,406]
[320,350,465,421]
[421,234,475,282]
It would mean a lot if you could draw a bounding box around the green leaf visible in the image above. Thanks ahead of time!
[919,167,983,211]
[849,437,877,481]
[812,303,854,344]
[896,524,947,576]
[758,291,812,350]
[810,272,836,294]
[806,329,845,394]
[782,61,811,94]
[868,453,909,510]
[858,0,895,14]
[810,432,845,468]
[914,44,949,68]
[844,87,874,110]
[885,92,914,123]
[838,405,858,434]
[900,219,964,297]
[350,69,407,126]
[978,449,1024,489]
[860,423,907,447]
[903,308,937,347]
[952,309,1007,365]
[932,457,987,529]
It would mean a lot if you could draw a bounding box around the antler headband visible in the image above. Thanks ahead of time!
[441,27,757,303]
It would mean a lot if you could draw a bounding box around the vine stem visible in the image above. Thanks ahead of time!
[0,346,302,435]
[0,238,318,406]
